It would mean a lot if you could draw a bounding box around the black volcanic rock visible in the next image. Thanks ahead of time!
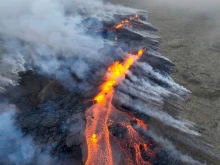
[16,91,88,165]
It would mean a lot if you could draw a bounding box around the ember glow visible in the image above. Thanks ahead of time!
[90,14,143,34]
[84,48,154,165]
[115,14,140,30]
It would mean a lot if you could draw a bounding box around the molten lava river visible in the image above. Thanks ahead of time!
[84,48,155,165]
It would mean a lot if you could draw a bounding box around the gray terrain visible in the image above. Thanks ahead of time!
[113,0,220,164]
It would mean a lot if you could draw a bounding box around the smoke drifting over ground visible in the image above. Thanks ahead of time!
[0,0,215,164]
[0,0,106,90]
[0,0,142,90]
[143,130,204,165]
[0,102,55,165]
[113,0,220,44]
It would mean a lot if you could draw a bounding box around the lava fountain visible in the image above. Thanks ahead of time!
[84,48,153,165]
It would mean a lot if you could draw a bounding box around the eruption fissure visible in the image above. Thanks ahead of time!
[0,0,210,164]
[89,14,143,34]
[84,48,153,165]
[114,14,141,29]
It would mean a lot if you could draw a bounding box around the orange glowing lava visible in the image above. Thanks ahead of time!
[136,118,148,130]
[84,48,149,165]
[114,15,141,30]
[89,14,142,34]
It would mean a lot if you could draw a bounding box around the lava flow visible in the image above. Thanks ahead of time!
[114,14,141,29]
[91,14,142,34]
[84,48,153,165]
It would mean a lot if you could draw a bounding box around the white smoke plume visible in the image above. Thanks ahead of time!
[0,102,55,165]
[0,0,144,90]
[121,72,172,104]
[136,62,188,93]
[0,0,206,164]
[0,0,103,53]
[0,0,100,89]
[117,92,199,136]
[144,130,205,165]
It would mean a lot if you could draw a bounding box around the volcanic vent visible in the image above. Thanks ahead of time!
[0,0,210,165]
[81,11,199,165]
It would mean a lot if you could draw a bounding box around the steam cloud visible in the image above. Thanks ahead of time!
[0,0,105,90]
[0,0,142,90]
[0,102,55,165]
[143,130,205,165]
[0,0,206,164]
[117,91,199,136]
